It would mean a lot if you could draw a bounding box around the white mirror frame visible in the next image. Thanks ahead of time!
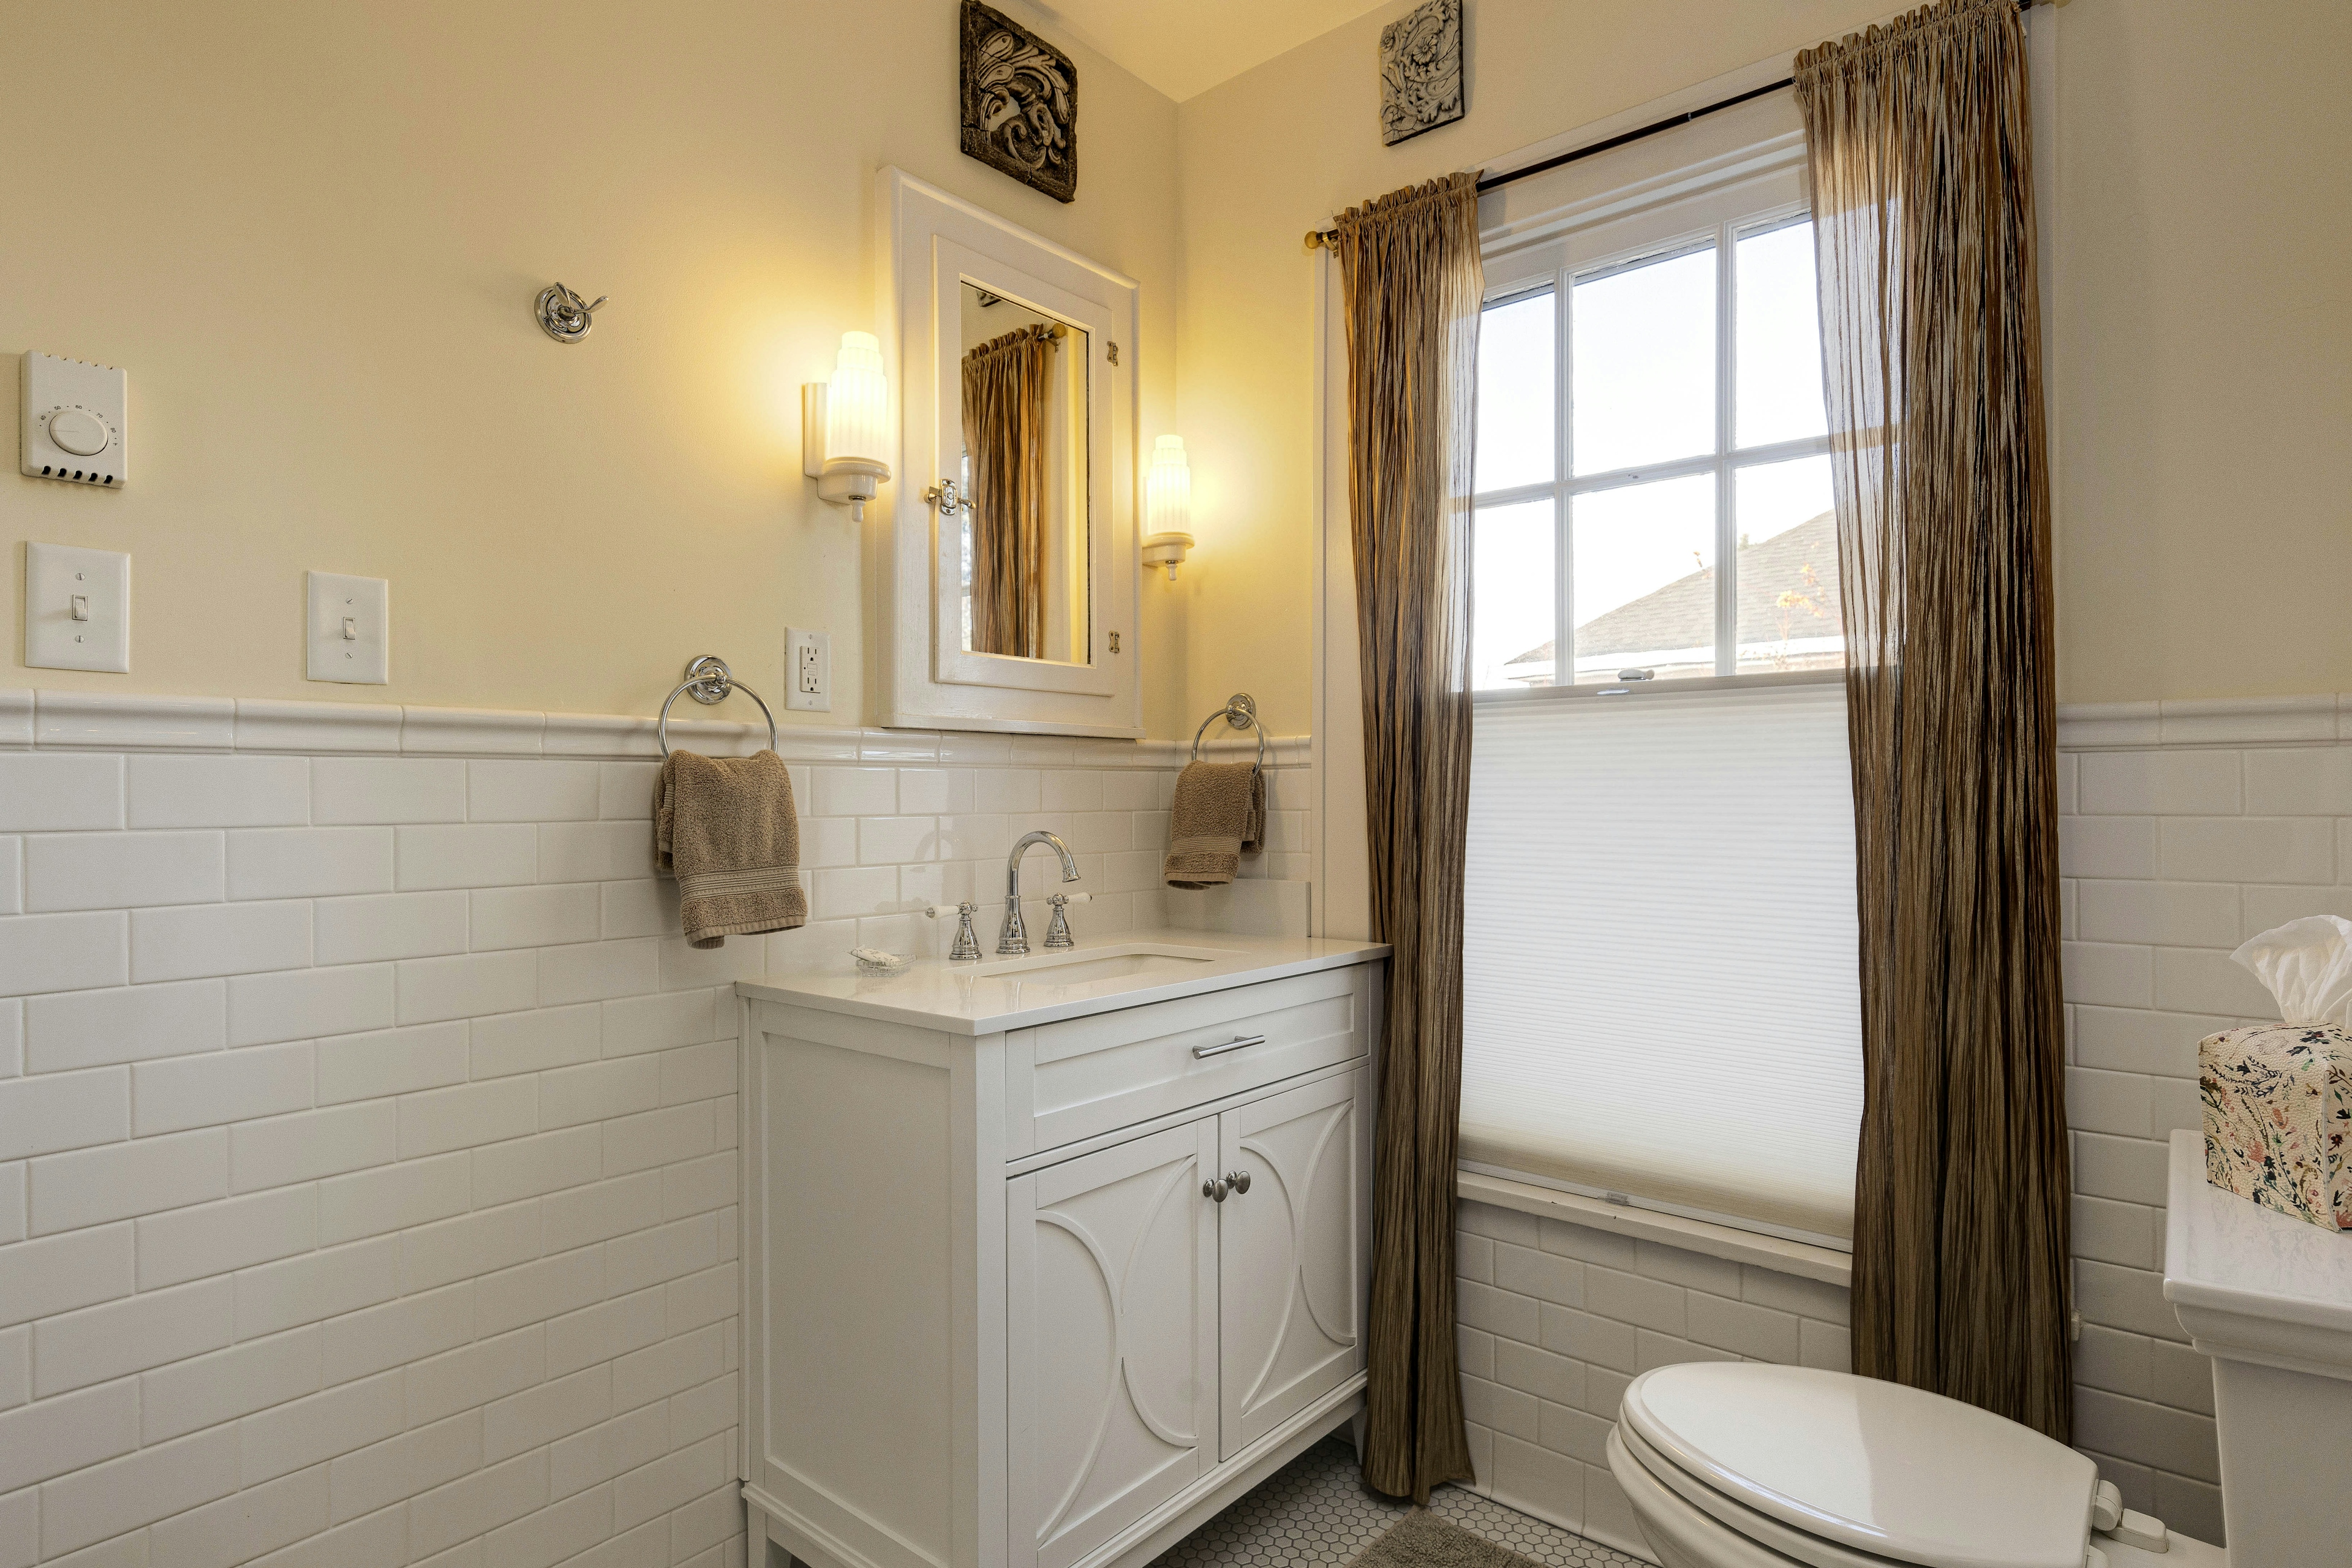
[874,167,1141,738]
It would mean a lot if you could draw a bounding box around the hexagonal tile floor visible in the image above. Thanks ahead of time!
[1148,1436,1646,1568]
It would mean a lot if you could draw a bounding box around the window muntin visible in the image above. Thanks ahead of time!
[1472,200,1841,692]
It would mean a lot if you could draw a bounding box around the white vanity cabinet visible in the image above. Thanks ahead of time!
[736,939,1386,1568]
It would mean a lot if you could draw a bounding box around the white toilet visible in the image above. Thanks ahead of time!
[1608,1131,2352,1568]
[1606,1361,2200,1568]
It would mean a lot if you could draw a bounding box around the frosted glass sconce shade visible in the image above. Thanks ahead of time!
[804,331,892,522]
[1143,435,1194,582]
[826,332,890,467]
[1147,435,1191,534]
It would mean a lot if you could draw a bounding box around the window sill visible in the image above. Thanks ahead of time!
[1455,1169,1853,1287]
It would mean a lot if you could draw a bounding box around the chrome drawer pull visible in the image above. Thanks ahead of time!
[1193,1033,1268,1060]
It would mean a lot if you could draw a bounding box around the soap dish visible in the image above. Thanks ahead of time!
[851,947,911,976]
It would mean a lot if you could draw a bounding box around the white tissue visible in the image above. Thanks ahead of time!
[2230,914,2352,1026]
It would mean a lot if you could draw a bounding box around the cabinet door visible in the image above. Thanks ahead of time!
[1217,1067,1370,1456]
[1006,1118,1219,1568]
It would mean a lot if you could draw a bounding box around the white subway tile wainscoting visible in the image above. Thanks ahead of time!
[1452,1201,1852,1558]
[2043,695,2352,1548]
[0,688,1308,1568]
[2,683,2307,1565]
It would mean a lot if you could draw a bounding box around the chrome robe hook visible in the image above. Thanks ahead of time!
[537,282,608,343]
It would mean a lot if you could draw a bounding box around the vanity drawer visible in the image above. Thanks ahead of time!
[1009,964,1377,1157]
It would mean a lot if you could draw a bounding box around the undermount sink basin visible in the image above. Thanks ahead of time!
[968,942,1238,988]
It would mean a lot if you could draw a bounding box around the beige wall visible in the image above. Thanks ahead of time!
[2049,0,2352,703]
[1170,0,2352,730]
[0,0,1189,736]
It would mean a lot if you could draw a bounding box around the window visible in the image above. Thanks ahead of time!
[1460,160,1863,1246]
[1471,208,1840,690]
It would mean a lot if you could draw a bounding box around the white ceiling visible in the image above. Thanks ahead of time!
[1028,0,1393,103]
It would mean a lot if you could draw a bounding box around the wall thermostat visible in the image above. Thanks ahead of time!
[21,352,127,486]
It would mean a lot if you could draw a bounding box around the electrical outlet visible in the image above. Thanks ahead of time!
[785,627,830,712]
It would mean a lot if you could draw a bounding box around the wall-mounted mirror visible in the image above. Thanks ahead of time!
[955,282,1089,666]
[876,168,1140,738]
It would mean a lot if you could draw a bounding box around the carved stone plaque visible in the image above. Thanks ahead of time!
[960,1,1077,203]
[1380,0,1464,147]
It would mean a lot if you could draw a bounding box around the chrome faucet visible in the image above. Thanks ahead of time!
[1000,829,1080,956]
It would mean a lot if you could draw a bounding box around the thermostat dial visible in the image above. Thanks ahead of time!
[48,409,110,456]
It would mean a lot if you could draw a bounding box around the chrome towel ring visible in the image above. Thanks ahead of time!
[657,655,778,758]
[1189,692,1265,773]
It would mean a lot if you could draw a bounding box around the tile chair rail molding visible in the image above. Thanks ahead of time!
[0,685,1313,766]
[0,686,1311,1568]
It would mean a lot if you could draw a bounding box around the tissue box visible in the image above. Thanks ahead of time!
[2201,1023,2352,1231]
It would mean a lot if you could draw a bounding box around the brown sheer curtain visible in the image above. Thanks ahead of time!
[1329,171,1482,1504]
[962,323,1060,658]
[1796,0,2072,1439]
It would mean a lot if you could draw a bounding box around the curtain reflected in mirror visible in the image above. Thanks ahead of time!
[959,281,1090,662]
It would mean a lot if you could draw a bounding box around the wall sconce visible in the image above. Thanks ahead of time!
[1142,434,1195,581]
[802,331,891,522]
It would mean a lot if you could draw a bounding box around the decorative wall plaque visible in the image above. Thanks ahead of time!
[1379,0,1464,147]
[960,1,1078,203]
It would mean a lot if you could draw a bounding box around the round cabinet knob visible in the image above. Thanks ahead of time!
[49,409,109,457]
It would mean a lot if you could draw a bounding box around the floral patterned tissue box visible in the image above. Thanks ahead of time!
[2201,1023,2352,1231]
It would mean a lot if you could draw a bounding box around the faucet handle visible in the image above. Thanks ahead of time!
[1043,894,1076,951]
[926,900,983,962]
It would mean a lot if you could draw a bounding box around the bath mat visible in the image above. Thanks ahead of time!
[1347,1510,1546,1568]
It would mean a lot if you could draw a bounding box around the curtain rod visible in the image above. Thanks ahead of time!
[1305,0,2049,249]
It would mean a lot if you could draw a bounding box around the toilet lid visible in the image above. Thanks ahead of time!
[1620,1363,2097,1568]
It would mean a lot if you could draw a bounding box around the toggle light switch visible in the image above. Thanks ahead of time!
[307,571,389,684]
[24,543,130,672]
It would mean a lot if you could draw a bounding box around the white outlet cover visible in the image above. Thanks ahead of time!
[308,571,390,684]
[21,352,128,487]
[26,543,131,673]
[785,627,830,712]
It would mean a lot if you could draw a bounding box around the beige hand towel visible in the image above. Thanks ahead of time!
[1163,761,1265,888]
[654,749,807,948]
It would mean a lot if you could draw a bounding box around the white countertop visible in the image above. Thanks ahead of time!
[2165,1128,2352,1378]
[736,929,1389,1036]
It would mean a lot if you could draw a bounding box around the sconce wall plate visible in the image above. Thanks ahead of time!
[1142,531,1194,582]
[537,283,608,343]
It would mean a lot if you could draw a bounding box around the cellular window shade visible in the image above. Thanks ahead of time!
[1460,684,1864,1242]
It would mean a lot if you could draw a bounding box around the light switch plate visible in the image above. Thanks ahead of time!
[785,627,830,712]
[21,352,128,486]
[307,571,389,684]
[25,543,130,673]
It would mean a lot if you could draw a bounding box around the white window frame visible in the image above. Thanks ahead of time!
[1474,141,1839,702]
